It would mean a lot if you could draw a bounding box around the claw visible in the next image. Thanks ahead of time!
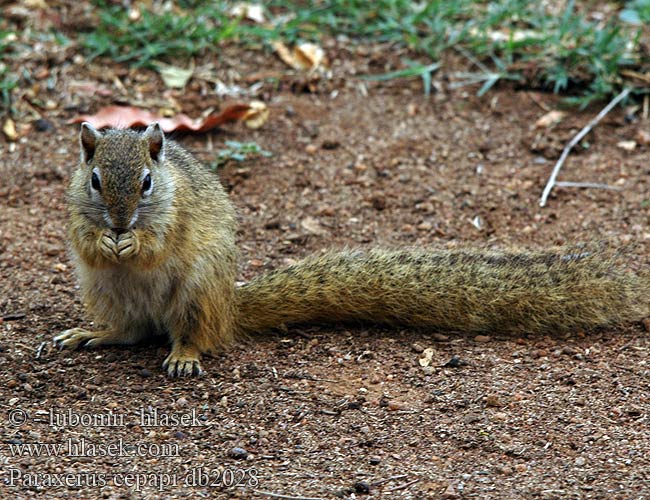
[163,353,203,378]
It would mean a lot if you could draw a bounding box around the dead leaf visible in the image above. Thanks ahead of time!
[229,3,265,23]
[418,348,434,367]
[535,110,566,128]
[3,118,17,141]
[69,103,265,133]
[272,41,327,71]
[241,100,269,129]
[635,129,650,145]
[156,62,194,89]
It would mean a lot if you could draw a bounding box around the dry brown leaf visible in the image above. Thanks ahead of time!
[241,101,269,129]
[635,129,650,145]
[418,348,434,367]
[69,103,265,133]
[229,3,265,23]
[3,118,17,141]
[535,110,566,128]
[272,41,327,71]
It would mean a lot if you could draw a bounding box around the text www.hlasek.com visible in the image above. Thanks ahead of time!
[6,438,179,458]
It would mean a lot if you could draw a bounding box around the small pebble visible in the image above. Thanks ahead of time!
[369,456,381,465]
[353,481,370,494]
[575,456,586,466]
[443,355,464,368]
[411,343,425,353]
[474,335,491,343]
[139,368,152,378]
[34,118,54,132]
[485,395,502,407]
[229,447,248,460]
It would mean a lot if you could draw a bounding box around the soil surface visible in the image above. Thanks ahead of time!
[1,36,650,500]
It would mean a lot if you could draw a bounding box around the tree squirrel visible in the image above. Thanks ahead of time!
[55,123,650,377]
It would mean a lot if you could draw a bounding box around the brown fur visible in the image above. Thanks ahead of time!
[56,125,650,377]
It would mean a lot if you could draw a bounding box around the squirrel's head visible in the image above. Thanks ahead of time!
[75,122,169,233]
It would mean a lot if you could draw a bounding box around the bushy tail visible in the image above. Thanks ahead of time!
[234,247,650,336]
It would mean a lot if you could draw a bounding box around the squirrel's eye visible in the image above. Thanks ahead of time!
[91,171,101,192]
[142,173,152,194]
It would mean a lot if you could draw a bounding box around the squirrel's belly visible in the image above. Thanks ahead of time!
[76,261,174,328]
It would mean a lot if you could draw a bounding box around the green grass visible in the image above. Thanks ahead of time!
[1,1,645,112]
[0,30,19,111]
[78,1,646,106]
[209,140,273,170]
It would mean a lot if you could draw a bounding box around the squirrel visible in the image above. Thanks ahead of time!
[54,123,650,377]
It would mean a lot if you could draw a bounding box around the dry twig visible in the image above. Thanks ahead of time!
[539,87,632,207]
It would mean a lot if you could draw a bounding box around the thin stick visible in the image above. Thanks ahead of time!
[372,474,408,486]
[554,181,622,191]
[35,341,47,359]
[539,87,632,207]
[253,491,325,500]
[386,478,421,492]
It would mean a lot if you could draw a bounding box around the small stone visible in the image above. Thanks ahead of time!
[387,401,406,411]
[411,343,425,353]
[371,195,386,211]
[174,431,187,440]
[229,447,248,460]
[575,456,586,466]
[353,481,370,494]
[496,465,513,475]
[305,144,318,154]
[617,140,636,151]
[433,333,449,341]
[369,456,381,465]
[463,413,481,424]
[443,355,464,368]
[138,368,152,378]
[474,335,491,343]
[321,139,340,150]
[34,118,54,132]
[514,463,527,473]
[485,395,502,407]
[175,397,189,407]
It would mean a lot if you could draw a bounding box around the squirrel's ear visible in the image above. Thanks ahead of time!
[80,122,101,163]
[143,122,165,163]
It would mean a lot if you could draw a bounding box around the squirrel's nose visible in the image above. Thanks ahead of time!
[113,227,128,235]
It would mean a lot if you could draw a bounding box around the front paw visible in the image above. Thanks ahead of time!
[117,231,140,260]
[54,328,104,349]
[97,230,119,263]
[163,352,203,378]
